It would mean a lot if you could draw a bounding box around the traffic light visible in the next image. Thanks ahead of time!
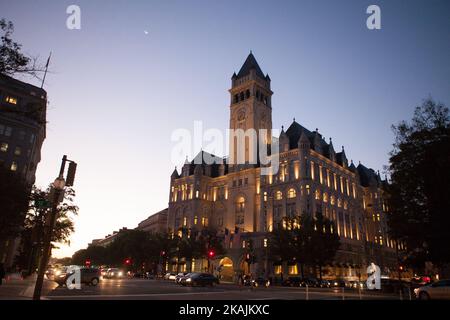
[125,258,132,265]
[160,251,166,257]
[65,162,77,187]
[208,250,215,259]
[85,259,91,267]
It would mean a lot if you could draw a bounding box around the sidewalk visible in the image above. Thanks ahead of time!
[0,273,57,300]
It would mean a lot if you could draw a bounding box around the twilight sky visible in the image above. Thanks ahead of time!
[1,0,449,258]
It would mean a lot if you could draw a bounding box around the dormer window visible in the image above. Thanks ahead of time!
[5,96,18,105]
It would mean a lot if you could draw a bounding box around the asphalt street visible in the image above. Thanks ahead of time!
[44,278,401,300]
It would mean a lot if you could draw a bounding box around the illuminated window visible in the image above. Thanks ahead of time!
[315,190,321,200]
[242,240,246,248]
[337,198,342,207]
[235,197,245,225]
[319,165,323,184]
[326,170,331,187]
[183,216,187,226]
[5,96,18,105]
[274,265,282,275]
[344,201,348,210]
[201,217,208,226]
[305,185,310,195]
[377,213,380,221]
[10,161,18,171]
[0,142,8,152]
[288,265,298,275]
[177,230,182,238]
[196,190,199,198]
[263,192,268,202]
[310,162,315,180]
[287,188,296,199]
[323,193,328,203]
[275,190,283,200]
[263,238,268,248]
[330,195,335,206]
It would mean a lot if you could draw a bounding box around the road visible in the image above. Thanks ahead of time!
[44,278,401,300]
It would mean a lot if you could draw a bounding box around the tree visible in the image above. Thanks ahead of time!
[16,185,78,273]
[269,214,340,280]
[0,166,29,244]
[197,227,226,273]
[0,19,44,78]
[297,213,340,280]
[387,98,450,272]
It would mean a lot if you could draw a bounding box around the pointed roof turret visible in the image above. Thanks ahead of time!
[171,167,180,179]
[236,52,265,79]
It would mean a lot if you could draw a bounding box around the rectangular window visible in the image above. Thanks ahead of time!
[0,125,4,135]
[319,165,323,184]
[10,161,18,172]
[0,142,8,152]
[14,147,21,156]
[274,265,282,275]
[18,130,26,140]
[5,96,18,105]
[5,127,12,137]
[194,216,198,225]
[310,161,315,180]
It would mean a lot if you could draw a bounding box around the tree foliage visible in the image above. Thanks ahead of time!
[387,98,450,269]
[0,19,44,78]
[269,213,340,279]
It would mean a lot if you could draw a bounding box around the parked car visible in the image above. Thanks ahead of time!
[175,272,189,284]
[282,276,303,287]
[318,279,331,288]
[414,279,450,300]
[303,278,319,287]
[251,277,271,287]
[164,272,177,280]
[331,279,347,288]
[104,268,125,279]
[55,267,101,287]
[183,273,219,287]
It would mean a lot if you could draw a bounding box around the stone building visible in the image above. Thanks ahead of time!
[136,208,168,234]
[167,53,399,282]
[0,74,47,268]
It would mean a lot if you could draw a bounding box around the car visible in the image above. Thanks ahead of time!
[331,279,347,288]
[175,272,189,284]
[184,273,219,287]
[251,277,271,287]
[303,278,319,287]
[282,276,304,287]
[104,268,125,279]
[318,279,331,288]
[414,279,450,300]
[164,272,177,280]
[54,267,101,287]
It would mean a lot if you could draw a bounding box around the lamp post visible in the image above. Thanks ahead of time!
[33,155,76,300]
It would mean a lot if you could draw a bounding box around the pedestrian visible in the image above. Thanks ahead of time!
[0,263,5,285]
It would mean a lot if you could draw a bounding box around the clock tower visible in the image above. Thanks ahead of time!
[229,52,273,166]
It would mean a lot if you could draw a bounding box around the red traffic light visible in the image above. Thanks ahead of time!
[208,250,215,258]
[125,258,132,265]
[85,259,91,267]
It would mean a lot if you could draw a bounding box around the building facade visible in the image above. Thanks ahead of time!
[136,209,168,234]
[167,53,399,282]
[0,74,47,268]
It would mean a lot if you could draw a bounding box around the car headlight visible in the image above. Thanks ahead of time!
[118,272,123,276]
[186,278,191,282]
[414,288,419,294]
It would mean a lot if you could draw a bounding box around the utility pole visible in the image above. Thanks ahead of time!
[33,155,77,300]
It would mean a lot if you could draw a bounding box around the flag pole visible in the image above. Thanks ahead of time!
[41,51,52,89]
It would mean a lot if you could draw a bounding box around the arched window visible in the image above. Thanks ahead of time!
[235,196,245,225]
[323,193,328,203]
[275,190,283,200]
[330,195,335,206]
[175,208,181,228]
[287,188,296,199]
